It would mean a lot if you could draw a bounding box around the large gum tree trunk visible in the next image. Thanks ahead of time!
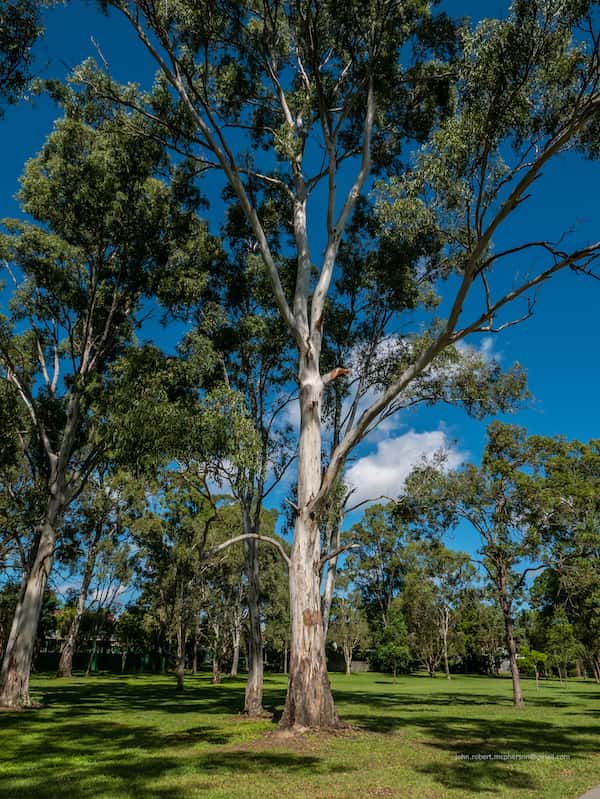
[57,527,100,678]
[0,518,57,708]
[280,359,341,730]
[243,534,264,715]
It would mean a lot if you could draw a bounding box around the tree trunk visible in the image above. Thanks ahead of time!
[192,616,200,675]
[344,645,352,675]
[0,518,57,708]
[121,649,127,674]
[442,608,451,680]
[280,358,341,730]
[502,606,524,707]
[85,631,99,677]
[230,625,241,678]
[283,645,288,675]
[57,527,100,678]
[212,652,222,684]
[243,533,264,715]
[175,617,185,692]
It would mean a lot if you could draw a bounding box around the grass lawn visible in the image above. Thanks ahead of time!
[0,671,598,799]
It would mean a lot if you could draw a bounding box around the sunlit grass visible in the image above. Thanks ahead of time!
[0,671,598,798]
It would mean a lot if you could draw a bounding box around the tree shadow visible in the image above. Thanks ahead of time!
[28,673,286,721]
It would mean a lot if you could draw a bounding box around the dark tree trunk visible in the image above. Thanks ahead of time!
[175,617,185,692]
[85,633,99,677]
[192,618,199,675]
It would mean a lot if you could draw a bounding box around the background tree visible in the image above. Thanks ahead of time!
[545,607,582,685]
[327,592,370,675]
[417,544,475,679]
[56,471,132,678]
[0,91,211,708]
[409,422,549,704]
[374,598,410,680]
[114,605,148,673]
[0,0,42,115]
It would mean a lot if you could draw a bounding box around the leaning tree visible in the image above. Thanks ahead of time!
[0,91,214,707]
[79,0,600,728]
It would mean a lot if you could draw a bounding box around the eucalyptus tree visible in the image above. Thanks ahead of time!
[327,592,370,675]
[0,0,41,114]
[545,608,582,684]
[0,93,212,708]
[409,422,547,704]
[56,471,133,678]
[407,421,600,705]
[132,470,223,691]
[417,544,475,679]
[84,0,600,727]
[347,503,412,630]
[184,241,295,712]
[374,597,410,679]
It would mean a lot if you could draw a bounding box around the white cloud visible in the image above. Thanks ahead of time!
[344,428,465,507]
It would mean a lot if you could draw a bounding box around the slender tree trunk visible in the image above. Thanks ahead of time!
[121,649,127,674]
[212,654,221,684]
[211,622,222,684]
[230,625,241,678]
[192,616,200,675]
[243,531,264,715]
[57,527,100,678]
[344,645,352,675]
[85,634,97,677]
[0,516,57,708]
[283,645,288,675]
[442,608,451,680]
[175,617,185,692]
[535,665,539,689]
[280,360,341,730]
[502,604,524,707]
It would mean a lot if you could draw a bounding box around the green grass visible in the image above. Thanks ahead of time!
[0,671,598,799]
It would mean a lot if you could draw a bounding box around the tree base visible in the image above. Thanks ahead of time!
[279,660,343,731]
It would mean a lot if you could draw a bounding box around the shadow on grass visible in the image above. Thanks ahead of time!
[0,712,343,799]
[333,683,599,795]
[2,674,596,798]
[26,673,287,721]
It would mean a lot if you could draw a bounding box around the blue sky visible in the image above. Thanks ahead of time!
[1,0,599,569]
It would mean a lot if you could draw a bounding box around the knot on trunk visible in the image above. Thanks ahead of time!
[303,609,322,626]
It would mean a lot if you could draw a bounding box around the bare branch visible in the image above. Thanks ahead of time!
[319,541,359,567]
[206,533,290,567]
